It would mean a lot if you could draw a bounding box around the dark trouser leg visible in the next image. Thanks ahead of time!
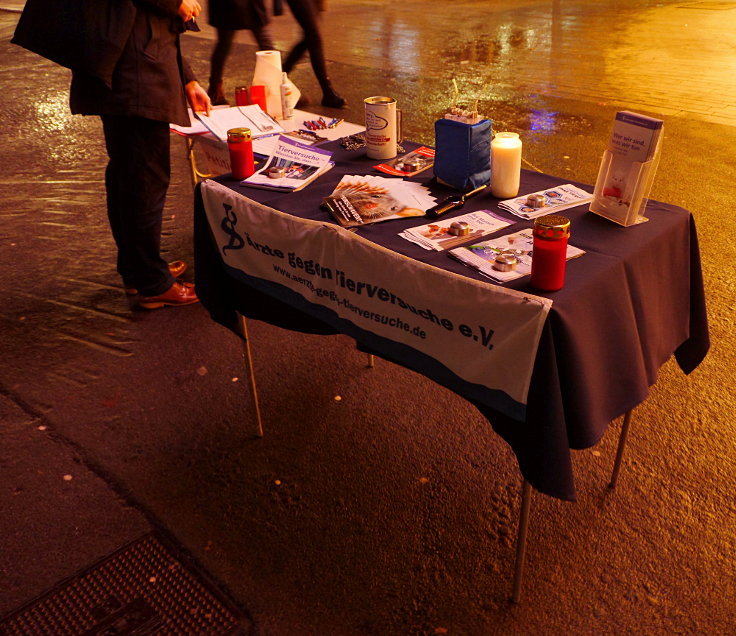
[252,24,275,51]
[101,115,174,297]
[210,29,236,85]
[283,0,328,87]
[283,37,308,74]
[283,0,343,105]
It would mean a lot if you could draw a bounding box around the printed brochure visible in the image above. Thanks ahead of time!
[449,228,585,283]
[374,146,435,177]
[240,135,333,192]
[399,210,512,251]
[322,175,436,227]
[500,184,592,220]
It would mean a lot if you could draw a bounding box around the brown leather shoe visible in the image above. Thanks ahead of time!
[321,90,347,109]
[125,261,187,295]
[137,281,199,310]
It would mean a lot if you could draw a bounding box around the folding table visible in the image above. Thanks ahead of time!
[191,138,709,601]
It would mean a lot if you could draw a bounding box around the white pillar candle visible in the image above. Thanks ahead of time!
[490,132,522,198]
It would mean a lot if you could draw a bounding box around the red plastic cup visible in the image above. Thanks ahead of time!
[234,86,250,106]
[249,85,267,112]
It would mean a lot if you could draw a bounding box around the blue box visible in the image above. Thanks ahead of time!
[433,118,492,191]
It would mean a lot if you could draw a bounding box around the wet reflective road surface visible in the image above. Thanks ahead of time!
[1,2,735,634]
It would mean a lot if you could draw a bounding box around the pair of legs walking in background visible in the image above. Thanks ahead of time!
[207,0,345,108]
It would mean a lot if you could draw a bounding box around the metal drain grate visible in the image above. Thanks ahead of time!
[0,533,248,635]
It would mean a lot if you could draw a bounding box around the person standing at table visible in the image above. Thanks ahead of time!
[69,0,212,309]
[207,0,275,105]
[282,0,346,108]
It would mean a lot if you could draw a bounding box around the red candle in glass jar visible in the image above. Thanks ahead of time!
[226,127,255,180]
[530,214,571,291]
[234,86,250,106]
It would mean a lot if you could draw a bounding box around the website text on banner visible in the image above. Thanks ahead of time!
[200,181,552,418]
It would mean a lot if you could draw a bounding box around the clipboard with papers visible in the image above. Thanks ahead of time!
[171,105,286,156]
[194,105,284,142]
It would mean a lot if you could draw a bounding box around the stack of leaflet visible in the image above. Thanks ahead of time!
[399,210,511,251]
[240,135,333,192]
[322,175,436,228]
[499,183,592,220]
[449,229,585,283]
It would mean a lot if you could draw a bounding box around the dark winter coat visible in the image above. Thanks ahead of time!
[208,0,269,31]
[70,0,196,127]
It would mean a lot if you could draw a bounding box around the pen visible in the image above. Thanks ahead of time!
[263,111,281,129]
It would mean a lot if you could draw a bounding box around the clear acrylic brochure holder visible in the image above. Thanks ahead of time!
[589,140,662,227]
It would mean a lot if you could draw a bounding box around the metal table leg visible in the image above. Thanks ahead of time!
[239,314,264,438]
[184,136,214,188]
[609,409,634,489]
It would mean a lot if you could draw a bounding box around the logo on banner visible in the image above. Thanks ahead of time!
[220,203,245,255]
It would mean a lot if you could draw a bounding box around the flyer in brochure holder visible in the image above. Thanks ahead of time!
[589,111,664,227]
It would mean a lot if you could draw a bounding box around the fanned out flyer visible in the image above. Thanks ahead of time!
[322,175,436,227]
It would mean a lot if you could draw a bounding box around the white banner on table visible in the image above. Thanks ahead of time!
[201,181,552,408]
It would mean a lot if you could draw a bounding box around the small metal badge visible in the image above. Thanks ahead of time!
[492,253,518,272]
[448,221,471,236]
[526,193,546,208]
[397,158,423,173]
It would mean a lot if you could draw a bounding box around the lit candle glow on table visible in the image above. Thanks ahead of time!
[491,132,522,198]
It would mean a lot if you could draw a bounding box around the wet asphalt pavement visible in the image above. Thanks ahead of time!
[1,1,735,634]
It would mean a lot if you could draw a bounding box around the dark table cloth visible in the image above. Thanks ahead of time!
[193,140,709,501]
